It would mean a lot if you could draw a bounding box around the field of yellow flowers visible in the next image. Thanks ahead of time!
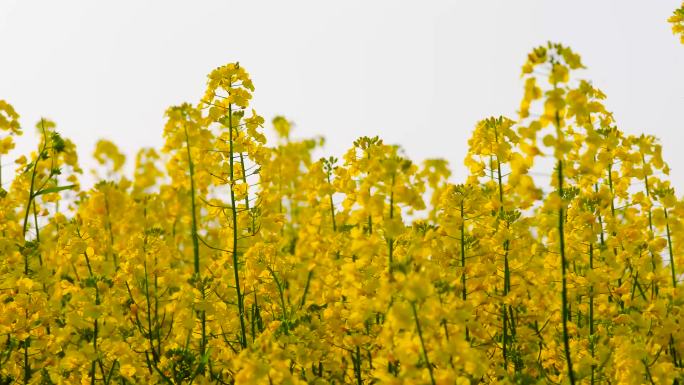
[0,5,683,385]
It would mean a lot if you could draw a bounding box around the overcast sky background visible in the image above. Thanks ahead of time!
[1,1,683,191]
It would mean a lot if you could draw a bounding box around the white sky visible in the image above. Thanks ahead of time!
[1,1,683,191]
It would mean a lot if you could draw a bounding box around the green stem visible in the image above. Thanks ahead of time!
[22,120,48,241]
[353,346,363,385]
[589,243,595,385]
[642,155,658,291]
[23,309,30,384]
[300,270,313,309]
[239,153,252,234]
[493,130,514,368]
[558,159,576,385]
[19,121,49,384]
[183,123,206,357]
[411,301,436,385]
[664,206,681,369]
[387,173,395,280]
[83,244,101,383]
[327,172,337,232]
[664,208,677,289]
[605,162,628,312]
[32,202,42,267]
[553,102,575,385]
[103,191,118,269]
[460,200,469,341]
[183,125,200,276]
[228,102,248,348]
[267,266,288,334]
[22,153,40,242]
[143,258,159,363]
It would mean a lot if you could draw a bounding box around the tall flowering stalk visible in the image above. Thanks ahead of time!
[201,63,266,350]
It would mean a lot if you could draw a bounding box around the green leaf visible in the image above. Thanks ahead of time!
[33,184,76,197]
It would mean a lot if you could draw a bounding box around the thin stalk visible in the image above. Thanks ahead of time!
[299,270,313,309]
[153,245,162,359]
[642,155,657,290]
[239,153,252,234]
[22,120,49,240]
[267,266,288,334]
[32,201,40,244]
[555,107,576,385]
[103,191,118,269]
[32,202,42,267]
[606,162,624,311]
[387,173,395,280]
[353,346,363,385]
[664,204,680,368]
[183,125,200,276]
[460,200,469,341]
[558,158,575,385]
[493,127,514,369]
[20,121,49,384]
[228,102,248,348]
[327,171,337,232]
[82,244,102,383]
[664,208,677,289]
[143,258,159,363]
[183,124,206,356]
[22,150,41,241]
[23,309,30,383]
[411,302,436,385]
[589,243,595,385]
[367,152,372,235]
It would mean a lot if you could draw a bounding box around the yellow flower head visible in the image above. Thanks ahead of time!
[0,100,21,135]
[669,2,684,44]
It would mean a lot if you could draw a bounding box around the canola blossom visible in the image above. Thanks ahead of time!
[670,2,684,43]
[0,12,683,385]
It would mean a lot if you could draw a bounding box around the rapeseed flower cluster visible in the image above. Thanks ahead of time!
[0,11,683,384]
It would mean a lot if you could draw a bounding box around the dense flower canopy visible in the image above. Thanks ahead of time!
[0,8,683,385]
